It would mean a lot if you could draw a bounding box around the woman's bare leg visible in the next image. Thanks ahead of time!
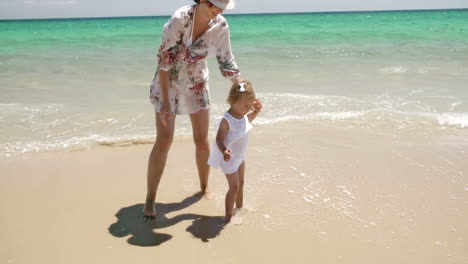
[189,109,210,193]
[235,161,245,209]
[225,171,239,223]
[143,112,176,217]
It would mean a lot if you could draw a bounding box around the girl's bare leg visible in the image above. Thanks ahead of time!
[189,109,210,193]
[224,171,239,223]
[236,161,245,209]
[143,112,176,217]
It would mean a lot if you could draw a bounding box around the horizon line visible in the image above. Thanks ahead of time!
[1,7,467,22]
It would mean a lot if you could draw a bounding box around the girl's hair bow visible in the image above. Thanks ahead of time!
[239,82,246,92]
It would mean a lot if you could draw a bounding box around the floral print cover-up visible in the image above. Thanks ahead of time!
[150,5,240,115]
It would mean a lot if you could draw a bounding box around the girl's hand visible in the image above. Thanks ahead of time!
[159,101,171,127]
[223,149,232,162]
[252,99,263,113]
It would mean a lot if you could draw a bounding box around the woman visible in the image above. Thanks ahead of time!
[144,0,241,218]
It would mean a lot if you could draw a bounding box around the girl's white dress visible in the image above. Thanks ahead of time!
[208,112,252,174]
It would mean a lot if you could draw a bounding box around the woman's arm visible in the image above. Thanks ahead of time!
[216,20,241,82]
[157,12,184,72]
[158,69,171,126]
[156,12,184,126]
[230,75,242,84]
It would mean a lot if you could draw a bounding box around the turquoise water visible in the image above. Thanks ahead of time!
[1,9,468,155]
[2,10,468,50]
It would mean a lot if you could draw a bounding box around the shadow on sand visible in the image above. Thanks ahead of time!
[108,193,225,246]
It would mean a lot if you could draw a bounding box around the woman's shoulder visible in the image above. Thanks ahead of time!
[165,5,194,29]
[214,14,229,28]
[171,5,195,21]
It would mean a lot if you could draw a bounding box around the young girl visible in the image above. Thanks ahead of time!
[208,80,262,223]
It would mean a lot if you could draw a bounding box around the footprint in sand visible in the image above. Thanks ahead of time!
[203,191,215,200]
[234,206,256,215]
[228,216,243,226]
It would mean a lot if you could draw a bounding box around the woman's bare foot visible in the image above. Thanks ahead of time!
[142,202,156,220]
[224,214,232,224]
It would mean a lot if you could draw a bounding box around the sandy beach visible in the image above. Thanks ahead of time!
[1,121,467,263]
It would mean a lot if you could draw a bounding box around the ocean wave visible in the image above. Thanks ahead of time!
[0,103,64,113]
[256,110,468,129]
[376,65,466,77]
[0,131,194,157]
[378,67,408,74]
[0,103,189,156]
[254,111,367,125]
[435,113,468,128]
[254,93,468,128]
[2,93,467,155]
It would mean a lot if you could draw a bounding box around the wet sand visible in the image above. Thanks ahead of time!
[1,121,467,263]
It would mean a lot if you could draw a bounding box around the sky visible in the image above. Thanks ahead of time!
[1,0,467,20]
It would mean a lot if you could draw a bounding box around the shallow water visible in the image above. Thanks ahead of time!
[1,9,467,155]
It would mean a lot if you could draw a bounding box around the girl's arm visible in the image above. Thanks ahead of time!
[248,99,263,123]
[216,119,232,162]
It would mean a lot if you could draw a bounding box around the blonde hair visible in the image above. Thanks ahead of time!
[226,80,255,105]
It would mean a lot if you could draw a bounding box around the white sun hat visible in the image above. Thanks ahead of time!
[208,0,235,10]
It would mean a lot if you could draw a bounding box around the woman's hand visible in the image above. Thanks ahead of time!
[159,101,171,127]
[231,76,242,84]
[223,149,232,162]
